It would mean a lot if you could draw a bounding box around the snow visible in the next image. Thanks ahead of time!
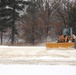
[0,65,76,75]
[0,45,76,65]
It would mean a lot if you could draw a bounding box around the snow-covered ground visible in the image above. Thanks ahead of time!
[0,46,76,65]
[1,65,76,75]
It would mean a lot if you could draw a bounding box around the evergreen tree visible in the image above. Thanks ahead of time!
[0,0,9,44]
[0,0,30,44]
[4,0,29,44]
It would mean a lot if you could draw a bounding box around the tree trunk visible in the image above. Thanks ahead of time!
[46,6,50,42]
[11,24,15,44]
[11,0,15,44]
[31,13,35,44]
[31,2,35,45]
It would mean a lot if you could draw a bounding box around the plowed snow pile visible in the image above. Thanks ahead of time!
[0,46,76,65]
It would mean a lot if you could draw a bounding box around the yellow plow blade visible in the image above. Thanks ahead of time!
[46,42,74,48]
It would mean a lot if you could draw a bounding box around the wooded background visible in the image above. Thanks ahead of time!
[0,0,76,45]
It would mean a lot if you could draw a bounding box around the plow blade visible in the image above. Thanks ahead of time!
[46,42,74,48]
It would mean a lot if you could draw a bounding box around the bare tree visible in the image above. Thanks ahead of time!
[19,0,65,44]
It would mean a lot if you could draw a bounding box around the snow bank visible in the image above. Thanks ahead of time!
[0,46,76,65]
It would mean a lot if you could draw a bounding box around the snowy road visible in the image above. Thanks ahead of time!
[0,46,76,65]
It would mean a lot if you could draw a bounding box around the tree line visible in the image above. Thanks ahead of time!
[0,0,76,45]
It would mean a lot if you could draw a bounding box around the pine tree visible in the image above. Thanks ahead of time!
[4,0,29,44]
[0,0,30,44]
[0,0,9,44]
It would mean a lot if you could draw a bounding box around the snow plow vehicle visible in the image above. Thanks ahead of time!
[46,27,76,49]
